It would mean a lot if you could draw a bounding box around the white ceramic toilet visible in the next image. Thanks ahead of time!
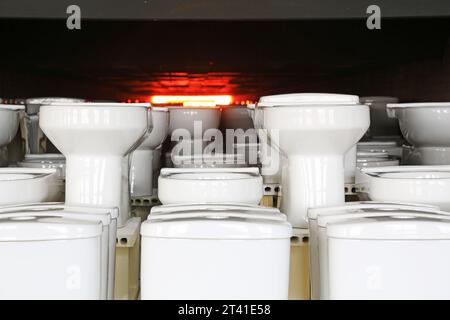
[39,102,149,227]
[158,167,263,205]
[0,167,61,205]
[387,102,450,160]
[168,106,221,157]
[0,203,118,300]
[0,209,102,299]
[323,206,450,299]
[357,165,450,211]
[141,203,292,299]
[255,93,370,227]
[130,107,169,197]
[24,98,85,153]
[0,104,24,166]
[308,202,440,300]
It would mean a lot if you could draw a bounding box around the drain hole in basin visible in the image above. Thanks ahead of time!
[120,238,128,245]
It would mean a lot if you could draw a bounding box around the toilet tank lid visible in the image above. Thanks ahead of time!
[142,204,292,239]
[0,104,25,111]
[308,201,439,220]
[0,203,119,224]
[257,93,360,107]
[0,216,102,241]
[326,213,450,240]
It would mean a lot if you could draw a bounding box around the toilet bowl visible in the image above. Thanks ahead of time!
[288,228,310,300]
[360,96,400,137]
[141,203,292,299]
[0,210,102,299]
[0,104,24,166]
[255,93,369,227]
[345,150,399,186]
[402,145,450,165]
[387,102,450,148]
[168,106,221,156]
[357,166,450,211]
[39,102,148,227]
[323,206,450,299]
[172,153,246,168]
[308,202,440,300]
[130,107,169,197]
[24,98,85,154]
[0,167,61,205]
[0,203,118,300]
[17,154,66,200]
[158,167,263,205]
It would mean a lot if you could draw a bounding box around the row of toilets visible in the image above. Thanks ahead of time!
[1,93,450,299]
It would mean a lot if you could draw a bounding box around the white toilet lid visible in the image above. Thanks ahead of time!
[308,201,439,221]
[0,168,57,180]
[0,215,102,241]
[0,203,119,225]
[326,213,450,240]
[143,203,291,240]
[257,93,360,107]
[0,104,25,111]
[160,167,260,178]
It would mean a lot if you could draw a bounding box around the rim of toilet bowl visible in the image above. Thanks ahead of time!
[257,93,360,107]
[24,154,65,161]
[0,104,25,111]
[160,167,261,179]
[25,97,85,104]
[39,102,151,109]
[361,165,450,178]
[360,96,399,104]
[358,141,398,147]
[357,151,389,158]
[357,157,399,166]
[308,201,440,221]
[325,210,450,240]
[387,102,450,109]
[172,153,247,166]
[0,167,57,181]
[368,170,450,180]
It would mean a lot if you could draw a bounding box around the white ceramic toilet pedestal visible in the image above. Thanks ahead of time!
[39,103,149,227]
[255,94,369,228]
[130,107,169,197]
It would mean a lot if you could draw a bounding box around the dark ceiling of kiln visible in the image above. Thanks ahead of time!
[0,19,449,101]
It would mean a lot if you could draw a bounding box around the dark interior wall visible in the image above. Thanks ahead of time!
[0,18,449,102]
